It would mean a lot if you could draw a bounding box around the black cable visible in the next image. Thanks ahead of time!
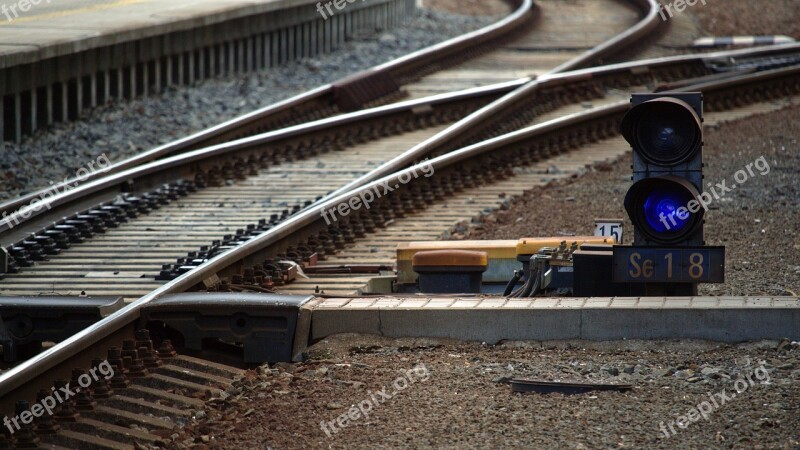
[510,273,532,298]
[503,270,524,297]
[529,268,542,297]
[521,265,539,298]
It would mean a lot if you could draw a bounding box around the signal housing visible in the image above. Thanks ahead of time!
[613,92,724,295]
[620,93,704,247]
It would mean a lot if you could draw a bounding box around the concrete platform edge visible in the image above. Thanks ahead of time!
[310,303,800,343]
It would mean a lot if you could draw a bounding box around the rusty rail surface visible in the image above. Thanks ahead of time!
[3,0,800,412]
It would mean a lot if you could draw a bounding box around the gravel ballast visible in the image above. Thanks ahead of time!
[0,9,499,203]
[169,335,800,449]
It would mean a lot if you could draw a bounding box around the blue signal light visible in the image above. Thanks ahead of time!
[624,175,704,244]
[643,188,692,233]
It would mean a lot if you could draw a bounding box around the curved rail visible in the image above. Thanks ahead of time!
[159,65,800,295]
[0,80,520,243]
[0,0,662,398]
[549,0,661,73]
[0,0,657,236]
[326,0,659,197]
[6,43,799,285]
[0,0,535,218]
[3,4,800,401]
[4,42,800,243]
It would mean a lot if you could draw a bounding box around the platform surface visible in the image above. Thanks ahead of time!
[0,0,318,68]
[309,296,800,343]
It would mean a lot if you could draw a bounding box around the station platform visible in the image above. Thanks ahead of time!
[0,0,315,68]
[307,296,800,343]
[0,0,416,141]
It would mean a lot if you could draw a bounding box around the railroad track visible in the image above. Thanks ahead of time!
[0,0,661,299]
[400,0,642,98]
[283,70,800,296]
[194,65,800,302]
[1,0,800,447]
[8,0,800,301]
[4,43,800,302]
[7,0,770,226]
[0,0,535,216]
[1,62,795,449]
[1,0,666,219]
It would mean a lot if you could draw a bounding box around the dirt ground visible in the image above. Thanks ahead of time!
[169,335,800,449]
[692,0,800,38]
[424,0,800,39]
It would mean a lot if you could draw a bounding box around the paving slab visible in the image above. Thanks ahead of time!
[310,296,800,343]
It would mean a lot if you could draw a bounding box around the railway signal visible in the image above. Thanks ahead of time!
[613,92,724,295]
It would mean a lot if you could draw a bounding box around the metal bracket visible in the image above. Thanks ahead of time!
[0,296,124,362]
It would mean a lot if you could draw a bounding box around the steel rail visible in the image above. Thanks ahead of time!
[0,0,659,236]
[0,80,522,242]
[547,0,661,73]
[1,66,797,403]
[3,8,799,399]
[324,0,662,198]
[161,64,800,286]
[5,7,798,237]
[0,0,662,398]
[325,40,800,200]
[0,0,535,218]
[4,42,799,241]
[370,0,534,77]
